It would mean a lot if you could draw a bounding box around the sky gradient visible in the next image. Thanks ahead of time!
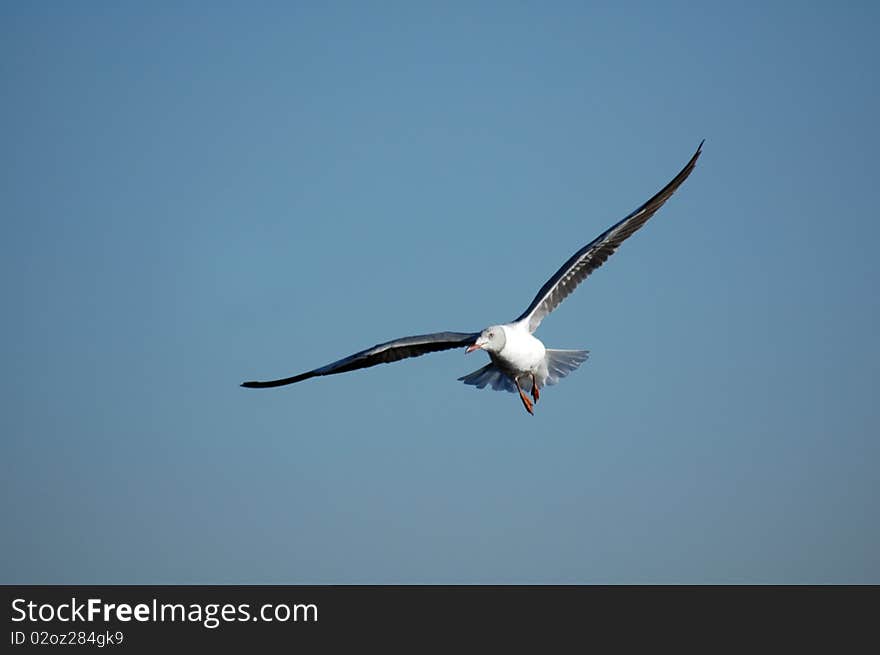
[2,2,878,583]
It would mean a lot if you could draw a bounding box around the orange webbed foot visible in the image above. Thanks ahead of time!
[518,389,534,415]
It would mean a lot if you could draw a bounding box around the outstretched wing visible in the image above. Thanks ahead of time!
[515,141,703,333]
[241,331,480,388]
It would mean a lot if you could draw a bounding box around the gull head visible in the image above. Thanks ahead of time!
[466,326,507,355]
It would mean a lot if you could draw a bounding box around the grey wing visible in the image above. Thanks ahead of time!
[241,331,480,388]
[515,141,703,333]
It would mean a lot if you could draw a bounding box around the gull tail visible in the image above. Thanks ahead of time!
[458,349,590,394]
[458,363,518,393]
[543,349,590,386]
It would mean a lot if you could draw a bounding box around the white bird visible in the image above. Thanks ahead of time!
[242,142,703,414]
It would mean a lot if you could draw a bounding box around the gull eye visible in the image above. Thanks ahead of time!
[489,332,495,338]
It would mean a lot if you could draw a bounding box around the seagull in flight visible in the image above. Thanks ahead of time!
[242,142,703,414]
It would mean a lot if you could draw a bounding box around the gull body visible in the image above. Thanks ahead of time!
[462,320,585,414]
[492,322,546,376]
[242,142,703,415]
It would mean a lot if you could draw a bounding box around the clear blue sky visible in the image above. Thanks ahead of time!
[2,2,878,583]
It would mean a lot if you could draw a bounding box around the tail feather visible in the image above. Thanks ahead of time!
[457,363,518,393]
[543,349,589,386]
[458,349,589,393]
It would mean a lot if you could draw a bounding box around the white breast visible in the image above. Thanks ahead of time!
[495,324,546,374]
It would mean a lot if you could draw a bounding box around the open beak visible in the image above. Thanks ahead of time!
[465,342,483,354]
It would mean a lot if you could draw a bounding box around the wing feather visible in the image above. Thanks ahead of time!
[241,331,479,388]
[515,141,703,332]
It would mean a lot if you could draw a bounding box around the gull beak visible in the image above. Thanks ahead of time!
[465,342,483,354]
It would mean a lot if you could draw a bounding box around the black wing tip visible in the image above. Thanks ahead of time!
[240,375,309,388]
[671,140,704,187]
